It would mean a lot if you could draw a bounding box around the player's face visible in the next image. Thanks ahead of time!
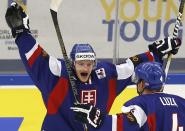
[74,60,95,83]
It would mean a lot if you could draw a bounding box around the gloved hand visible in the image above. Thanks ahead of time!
[149,37,181,58]
[5,2,30,38]
[71,103,103,128]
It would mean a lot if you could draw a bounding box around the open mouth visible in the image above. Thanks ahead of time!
[80,73,88,77]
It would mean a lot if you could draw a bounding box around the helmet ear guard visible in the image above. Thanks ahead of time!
[135,62,166,91]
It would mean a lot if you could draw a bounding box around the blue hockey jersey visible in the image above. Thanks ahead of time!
[122,93,185,131]
[15,32,158,131]
[102,93,185,131]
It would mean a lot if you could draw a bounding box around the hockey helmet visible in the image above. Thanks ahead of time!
[135,62,166,90]
[70,43,96,61]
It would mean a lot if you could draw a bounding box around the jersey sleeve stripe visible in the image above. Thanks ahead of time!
[47,77,69,114]
[106,79,116,112]
[122,105,147,127]
[116,59,134,80]
[111,114,123,131]
[25,43,39,60]
[147,113,156,131]
[145,51,154,61]
[49,56,62,77]
[117,114,123,131]
[112,115,117,131]
[27,45,42,67]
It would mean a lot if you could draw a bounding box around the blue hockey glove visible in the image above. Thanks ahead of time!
[5,2,30,38]
[71,103,103,128]
[149,37,181,58]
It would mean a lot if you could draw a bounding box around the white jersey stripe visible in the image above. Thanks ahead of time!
[116,58,134,80]
[112,115,117,131]
[25,43,39,60]
[49,56,62,77]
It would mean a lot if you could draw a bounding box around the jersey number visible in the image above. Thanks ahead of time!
[172,113,183,131]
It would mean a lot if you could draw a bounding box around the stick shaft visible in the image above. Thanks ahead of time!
[113,0,120,64]
[164,0,185,76]
[50,9,79,102]
[50,9,88,131]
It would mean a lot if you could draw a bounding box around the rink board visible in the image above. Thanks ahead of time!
[0,74,185,131]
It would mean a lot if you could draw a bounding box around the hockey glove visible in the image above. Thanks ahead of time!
[71,103,103,128]
[149,37,181,58]
[5,2,30,38]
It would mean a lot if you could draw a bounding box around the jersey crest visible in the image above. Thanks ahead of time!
[81,90,96,105]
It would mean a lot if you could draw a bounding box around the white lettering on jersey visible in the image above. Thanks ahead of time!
[159,97,178,107]
[172,113,184,131]
[172,113,178,131]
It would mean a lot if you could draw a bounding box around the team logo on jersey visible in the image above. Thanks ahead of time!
[81,90,96,105]
[126,111,137,123]
[130,56,139,62]
[95,68,106,79]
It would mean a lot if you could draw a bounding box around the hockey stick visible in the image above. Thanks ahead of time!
[164,0,185,77]
[113,0,120,64]
[50,0,88,130]
[50,0,79,102]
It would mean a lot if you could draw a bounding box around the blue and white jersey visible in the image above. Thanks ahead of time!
[15,32,158,131]
[121,93,185,131]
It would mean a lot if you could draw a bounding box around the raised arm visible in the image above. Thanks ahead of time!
[5,2,65,94]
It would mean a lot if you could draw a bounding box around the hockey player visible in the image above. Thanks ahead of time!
[5,2,181,131]
[72,62,185,130]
